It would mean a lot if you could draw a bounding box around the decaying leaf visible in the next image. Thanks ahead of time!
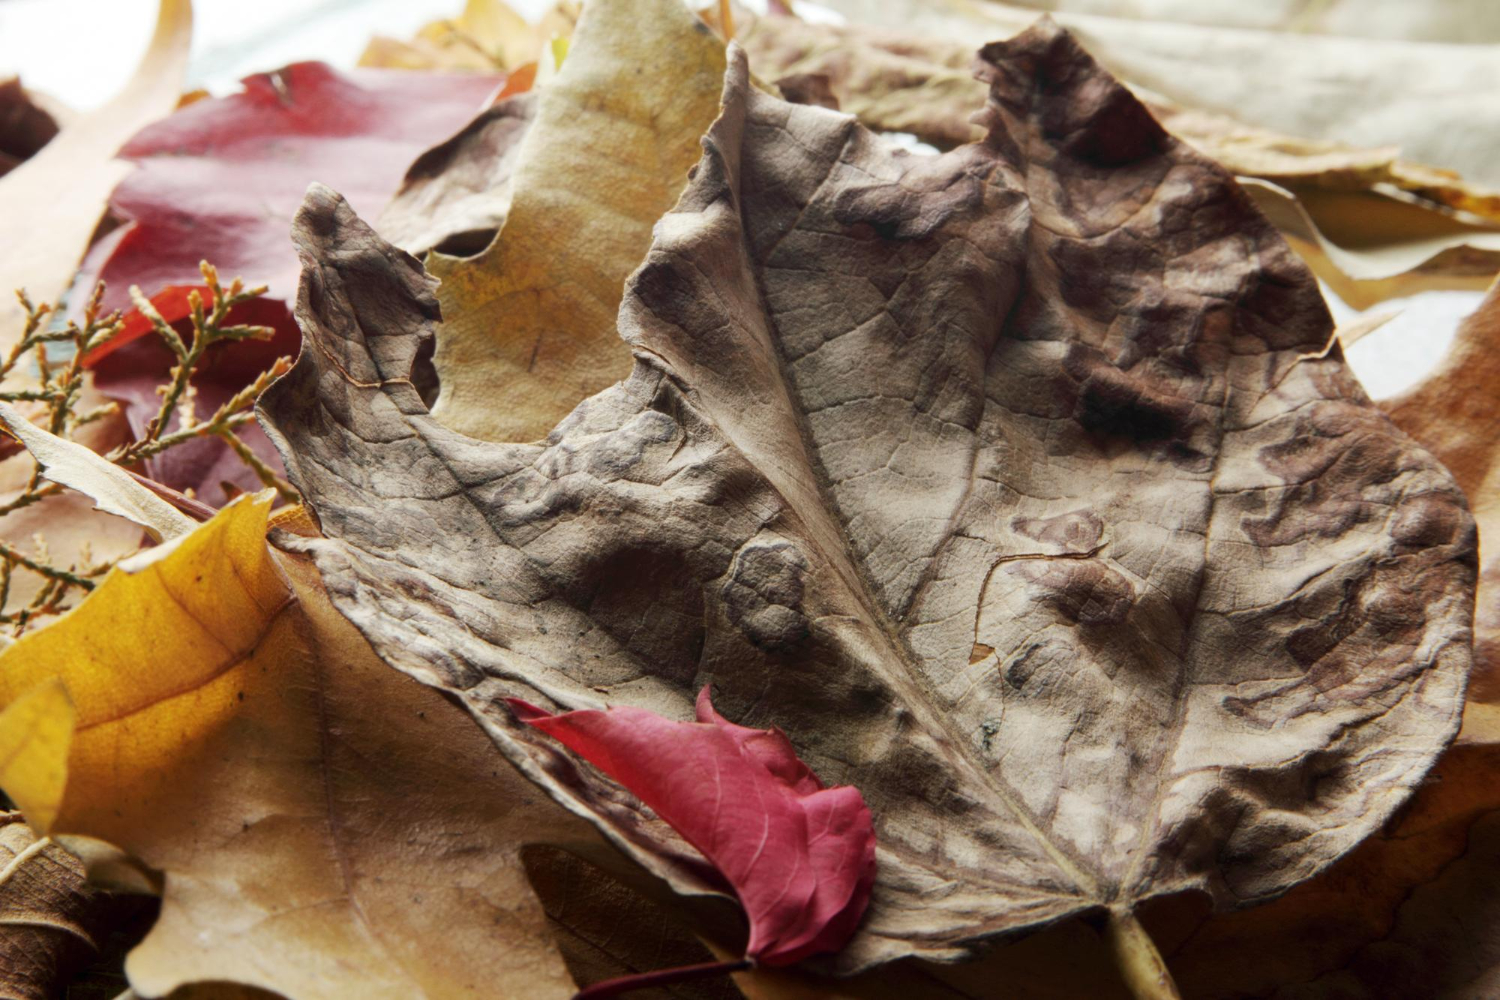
[513,688,876,966]
[0,812,130,1000]
[0,0,191,350]
[377,93,537,258]
[1100,278,1500,997]
[422,0,726,442]
[0,494,597,999]
[260,22,1474,976]
[734,14,983,148]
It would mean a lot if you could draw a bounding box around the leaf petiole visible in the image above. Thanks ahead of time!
[1105,908,1182,1000]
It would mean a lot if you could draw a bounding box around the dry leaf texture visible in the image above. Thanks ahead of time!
[0,815,123,1000]
[423,0,726,442]
[0,496,589,999]
[260,25,1475,971]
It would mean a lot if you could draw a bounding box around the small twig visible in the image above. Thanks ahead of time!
[0,266,289,633]
[0,538,95,591]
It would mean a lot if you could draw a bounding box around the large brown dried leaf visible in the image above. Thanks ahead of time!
[1103,280,1500,997]
[259,25,1474,971]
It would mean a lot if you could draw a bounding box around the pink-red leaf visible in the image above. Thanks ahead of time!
[79,61,501,350]
[75,61,498,500]
[509,688,876,967]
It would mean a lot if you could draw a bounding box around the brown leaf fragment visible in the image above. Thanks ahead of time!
[523,847,741,999]
[737,15,983,148]
[0,814,116,1000]
[1382,278,1500,724]
[260,24,1474,973]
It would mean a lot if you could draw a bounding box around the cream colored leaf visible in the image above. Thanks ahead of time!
[0,402,195,542]
[425,0,727,442]
[815,0,1500,189]
[0,0,191,349]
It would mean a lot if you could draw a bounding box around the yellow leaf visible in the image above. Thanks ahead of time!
[0,494,588,999]
[426,0,727,442]
[0,679,72,833]
[0,0,191,349]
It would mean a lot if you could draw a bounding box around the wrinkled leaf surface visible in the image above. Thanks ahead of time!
[260,26,1474,970]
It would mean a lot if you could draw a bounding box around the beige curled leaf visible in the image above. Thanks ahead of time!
[1240,179,1500,310]
[812,0,1500,189]
[376,93,537,258]
[425,0,727,442]
[260,23,1474,975]
[0,402,194,541]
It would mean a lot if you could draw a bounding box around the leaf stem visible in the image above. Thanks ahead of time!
[571,958,751,999]
[1105,908,1181,1000]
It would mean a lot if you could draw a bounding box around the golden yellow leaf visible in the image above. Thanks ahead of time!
[426,0,726,442]
[0,0,191,349]
[0,679,72,834]
[0,494,592,999]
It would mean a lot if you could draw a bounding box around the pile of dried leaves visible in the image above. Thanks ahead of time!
[1,1,1497,997]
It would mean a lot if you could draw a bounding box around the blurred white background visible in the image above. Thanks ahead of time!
[0,0,564,109]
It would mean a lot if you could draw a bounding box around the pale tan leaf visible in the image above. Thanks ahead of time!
[424,0,727,442]
[0,0,191,350]
[0,401,195,542]
[0,497,589,999]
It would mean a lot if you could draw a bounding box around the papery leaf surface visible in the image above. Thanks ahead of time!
[259,25,1475,970]
[0,496,590,999]
[420,0,727,442]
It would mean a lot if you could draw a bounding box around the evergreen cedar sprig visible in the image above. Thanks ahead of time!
[0,264,297,634]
